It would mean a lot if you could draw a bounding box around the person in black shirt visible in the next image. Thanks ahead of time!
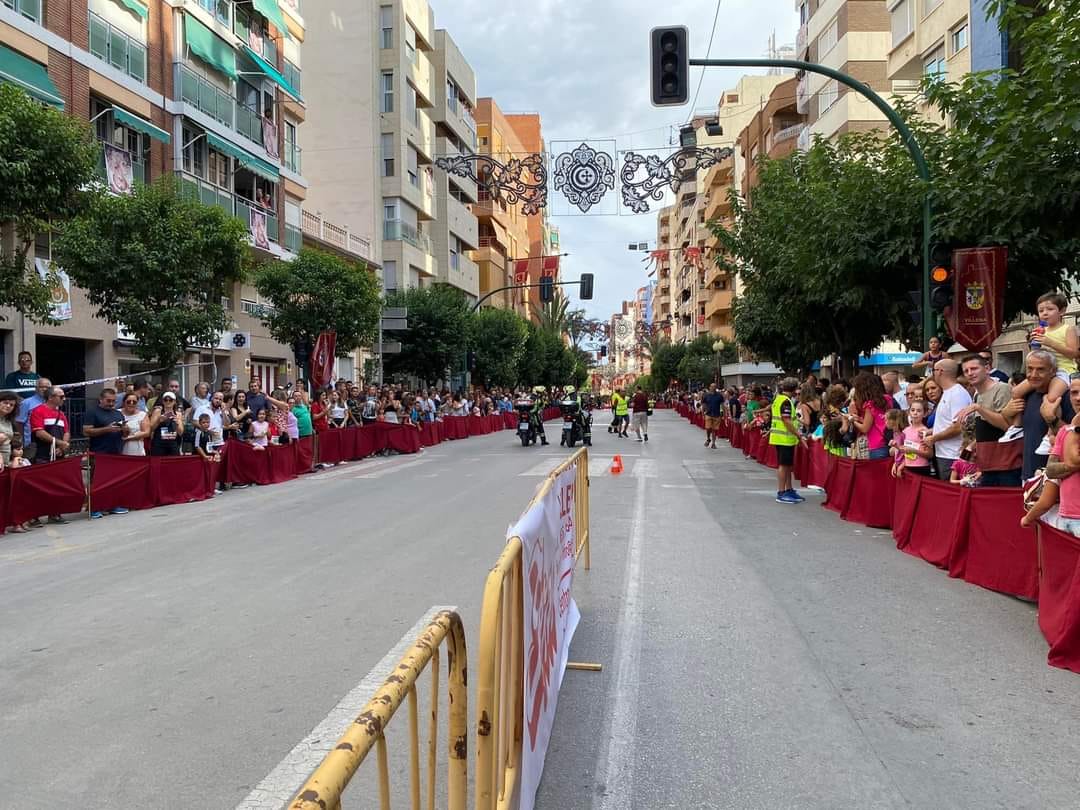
[83,388,125,456]
[702,383,726,449]
[150,392,184,456]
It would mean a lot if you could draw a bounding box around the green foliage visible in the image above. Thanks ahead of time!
[649,339,686,389]
[677,353,716,386]
[536,295,570,335]
[0,84,99,322]
[54,177,247,368]
[634,373,658,394]
[384,285,472,384]
[253,248,381,356]
[470,307,528,388]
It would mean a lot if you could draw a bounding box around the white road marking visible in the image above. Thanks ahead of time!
[521,458,566,477]
[593,471,647,810]
[352,458,431,479]
[236,605,456,810]
[681,460,715,480]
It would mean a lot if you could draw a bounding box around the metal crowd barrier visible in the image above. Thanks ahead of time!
[286,447,591,810]
[476,447,591,810]
[288,610,468,810]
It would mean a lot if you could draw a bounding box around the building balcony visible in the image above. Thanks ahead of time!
[384,218,433,256]
[408,48,434,106]
[473,191,510,228]
[436,136,477,201]
[404,109,435,163]
[472,239,507,270]
[447,253,479,298]
[284,140,301,174]
[284,222,302,253]
[704,289,734,318]
[177,64,271,154]
[704,188,732,224]
[708,322,735,342]
[177,171,278,244]
[437,97,477,152]
[302,209,372,261]
[97,147,146,188]
[88,11,147,84]
[445,194,478,249]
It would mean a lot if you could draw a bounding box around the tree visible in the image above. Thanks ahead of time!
[649,339,686,390]
[536,295,571,335]
[565,309,606,349]
[54,177,247,369]
[383,285,472,384]
[0,84,100,322]
[469,307,528,388]
[253,248,381,377]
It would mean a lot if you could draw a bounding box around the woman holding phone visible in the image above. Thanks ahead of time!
[120,393,149,456]
[149,391,183,456]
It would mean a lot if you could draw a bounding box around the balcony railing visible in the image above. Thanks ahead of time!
[234,101,264,146]
[384,218,432,255]
[177,171,278,243]
[235,10,276,64]
[774,123,803,144]
[196,0,232,28]
[179,64,234,127]
[301,209,372,260]
[283,60,301,95]
[89,11,147,84]
[3,0,39,22]
[284,222,302,253]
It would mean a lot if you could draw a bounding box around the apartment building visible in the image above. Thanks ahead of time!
[887,0,971,124]
[736,77,806,198]
[795,0,891,142]
[0,0,364,393]
[505,112,553,322]
[430,29,479,302]
[651,204,674,337]
[471,97,531,315]
[701,152,736,343]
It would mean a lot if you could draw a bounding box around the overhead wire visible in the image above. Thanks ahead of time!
[686,0,724,123]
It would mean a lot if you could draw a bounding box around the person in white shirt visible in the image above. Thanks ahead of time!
[194,391,229,450]
[922,358,973,479]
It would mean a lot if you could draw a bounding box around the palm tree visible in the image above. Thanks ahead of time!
[536,294,570,335]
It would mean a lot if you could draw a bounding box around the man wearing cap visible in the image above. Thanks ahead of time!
[769,377,804,504]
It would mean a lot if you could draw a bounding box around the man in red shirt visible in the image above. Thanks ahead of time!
[631,385,650,442]
[29,386,71,525]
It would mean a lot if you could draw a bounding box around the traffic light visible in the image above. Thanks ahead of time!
[540,275,554,303]
[930,244,954,312]
[650,26,689,107]
[600,345,608,358]
[579,273,594,300]
[466,351,477,372]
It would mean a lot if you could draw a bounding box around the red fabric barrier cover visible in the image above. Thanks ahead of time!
[744,429,757,457]
[754,433,770,464]
[730,422,743,450]
[762,442,779,469]
[90,453,154,513]
[295,436,314,474]
[367,422,421,454]
[317,429,348,465]
[267,442,298,484]
[0,469,7,532]
[223,440,273,485]
[10,456,86,524]
[824,457,855,514]
[489,414,503,432]
[842,460,894,529]
[961,488,1037,600]
[891,473,921,549]
[154,455,216,505]
[1037,524,1080,673]
[420,421,441,447]
[444,416,469,440]
[467,415,492,436]
[902,478,967,569]
[351,426,377,459]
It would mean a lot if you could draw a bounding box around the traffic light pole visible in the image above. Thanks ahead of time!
[689,57,934,347]
[471,280,587,313]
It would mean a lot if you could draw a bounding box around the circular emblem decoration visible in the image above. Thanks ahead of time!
[232,333,248,348]
[553,143,616,214]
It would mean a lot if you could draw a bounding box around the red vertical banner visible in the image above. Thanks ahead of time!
[310,331,336,388]
[514,259,530,285]
[947,247,1007,351]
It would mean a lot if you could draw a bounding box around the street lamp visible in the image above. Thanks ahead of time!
[713,339,725,384]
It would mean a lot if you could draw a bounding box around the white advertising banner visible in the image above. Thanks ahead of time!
[509,462,581,810]
[34,258,72,321]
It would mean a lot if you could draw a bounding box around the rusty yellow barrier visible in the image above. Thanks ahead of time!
[288,610,468,810]
[475,447,591,810]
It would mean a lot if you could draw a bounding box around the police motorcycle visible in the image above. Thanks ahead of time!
[559,386,591,448]
[515,388,548,447]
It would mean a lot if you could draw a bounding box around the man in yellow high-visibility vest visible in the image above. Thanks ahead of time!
[769,377,805,504]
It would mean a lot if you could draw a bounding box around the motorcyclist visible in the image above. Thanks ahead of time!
[529,386,549,446]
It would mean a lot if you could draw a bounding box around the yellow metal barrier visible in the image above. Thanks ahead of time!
[476,447,591,810]
[288,610,468,810]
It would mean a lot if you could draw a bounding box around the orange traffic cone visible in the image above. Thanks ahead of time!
[611,454,623,475]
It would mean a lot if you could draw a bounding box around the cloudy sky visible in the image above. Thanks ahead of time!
[429,0,798,323]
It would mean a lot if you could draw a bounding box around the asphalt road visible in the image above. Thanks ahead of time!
[2,412,1078,809]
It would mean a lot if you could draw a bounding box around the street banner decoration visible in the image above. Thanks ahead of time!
[683,246,706,269]
[947,247,1008,351]
[34,258,72,321]
[262,117,279,159]
[104,144,133,195]
[513,255,560,286]
[551,140,617,216]
[642,249,668,273]
[250,208,271,250]
[310,331,336,388]
[508,462,580,810]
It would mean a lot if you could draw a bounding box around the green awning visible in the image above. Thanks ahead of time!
[113,107,170,143]
[184,14,236,79]
[206,132,279,181]
[252,0,290,39]
[0,44,64,108]
[114,0,148,20]
[240,45,301,102]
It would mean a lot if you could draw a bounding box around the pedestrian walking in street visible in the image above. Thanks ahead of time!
[613,387,629,438]
[702,383,725,448]
[770,377,804,504]
[631,386,649,442]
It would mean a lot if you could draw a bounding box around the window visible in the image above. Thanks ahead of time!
[384,199,399,222]
[889,0,915,46]
[479,136,489,146]
[208,148,230,188]
[379,5,393,49]
[381,71,393,113]
[92,98,148,184]
[924,47,946,82]
[408,147,419,188]
[405,24,417,65]
[798,1,808,25]
[951,23,968,55]
[449,236,460,270]
[818,18,838,57]
[3,0,40,24]
[921,0,943,17]
[407,85,418,127]
[446,77,458,113]
[383,260,397,292]
[381,133,395,177]
[817,80,839,115]
[284,121,300,173]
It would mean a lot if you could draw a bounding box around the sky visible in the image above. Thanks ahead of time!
[429,0,798,323]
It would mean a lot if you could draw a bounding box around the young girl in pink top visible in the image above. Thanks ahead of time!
[898,400,933,477]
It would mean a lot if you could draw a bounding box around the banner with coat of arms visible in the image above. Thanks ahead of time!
[35,258,72,320]
[947,247,1008,351]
